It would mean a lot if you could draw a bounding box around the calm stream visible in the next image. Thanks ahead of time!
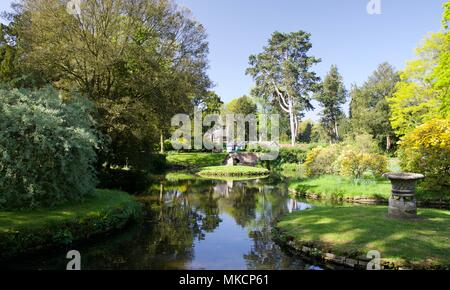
[3,174,336,270]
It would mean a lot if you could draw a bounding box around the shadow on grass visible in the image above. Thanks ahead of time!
[278,206,450,266]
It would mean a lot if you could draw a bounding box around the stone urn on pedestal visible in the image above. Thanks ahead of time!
[382,173,425,219]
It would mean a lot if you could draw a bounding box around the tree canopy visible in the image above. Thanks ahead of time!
[226,95,257,116]
[315,65,347,143]
[3,0,212,169]
[246,31,321,145]
[350,63,399,150]
[432,1,450,117]
[388,33,445,136]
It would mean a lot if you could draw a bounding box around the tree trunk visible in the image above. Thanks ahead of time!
[386,135,392,151]
[288,101,296,146]
[334,119,339,143]
[160,131,164,154]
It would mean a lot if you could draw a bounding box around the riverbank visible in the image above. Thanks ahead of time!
[0,189,142,262]
[288,175,450,205]
[274,205,450,269]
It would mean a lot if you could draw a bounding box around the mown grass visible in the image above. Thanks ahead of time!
[288,175,449,203]
[0,189,138,232]
[165,172,198,182]
[276,206,450,267]
[0,190,141,261]
[288,175,391,200]
[198,165,269,177]
[166,152,227,169]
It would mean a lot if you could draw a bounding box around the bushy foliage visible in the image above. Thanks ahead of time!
[342,132,380,154]
[305,134,388,178]
[432,1,450,117]
[4,0,213,171]
[273,147,310,166]
[304,145,342,176]
[398,118,450,191]
[338,150,388,179]
[257,144,316,170]
[0,87,99,209]
[388,33,445,136]
[164,139,174,152]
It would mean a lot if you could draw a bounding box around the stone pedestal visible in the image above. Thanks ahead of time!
[382,173,424,219]
[388,196,417,219]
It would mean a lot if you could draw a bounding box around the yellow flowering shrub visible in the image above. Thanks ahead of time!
[304,133,388,179]
[398,118,450,191]
[339,150,388,179]
[304,145,341,176]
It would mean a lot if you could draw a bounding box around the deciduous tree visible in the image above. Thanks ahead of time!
[350,63,399,150]
[7,0,211,168]
[226,95,257,116]
[388,33,445,136]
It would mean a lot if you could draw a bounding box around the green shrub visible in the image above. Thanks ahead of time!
[304,134,388,178]
[0,87,99,209]
[342,132,380,154]
[164,139,174,151]
[304,145,341,176]
[257,144,317,171]
[271,147,309,167]
[398,118,450,191]
[338,150,388,179]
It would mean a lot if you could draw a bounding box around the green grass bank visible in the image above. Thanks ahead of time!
[275,205,450,269]
[0,189,141,261]
[288,175,449,204]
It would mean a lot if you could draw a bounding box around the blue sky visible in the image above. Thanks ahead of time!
[176,0,446,120]
[1,0,446,120]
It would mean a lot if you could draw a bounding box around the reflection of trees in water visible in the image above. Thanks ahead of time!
[241,182,307,269]
[218,181,259,228]
[244,226,305,270]
[8,177,312,270]
[209,179,305,269]
[66,180,223,270]
[195,188,222,233]
[90,180,223,269]
[146,179,306,270]
[148,180,223,257]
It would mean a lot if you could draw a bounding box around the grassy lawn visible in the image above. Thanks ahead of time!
[0,190,141,261]
[288,175,391,200]
[198,165,269,177]
[165,172,198,182]
[288,175,449,203]
[0,189,138,232]
[166,152,227,169]
[276,206,450,268]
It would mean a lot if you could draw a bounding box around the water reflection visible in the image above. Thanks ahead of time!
[2,175,325,270]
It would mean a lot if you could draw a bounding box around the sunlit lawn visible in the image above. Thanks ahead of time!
[277,206,450,267]
[167,152,227,169]
[288,175,449,202]
[0,190,137,232]
[198,165,269,176]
